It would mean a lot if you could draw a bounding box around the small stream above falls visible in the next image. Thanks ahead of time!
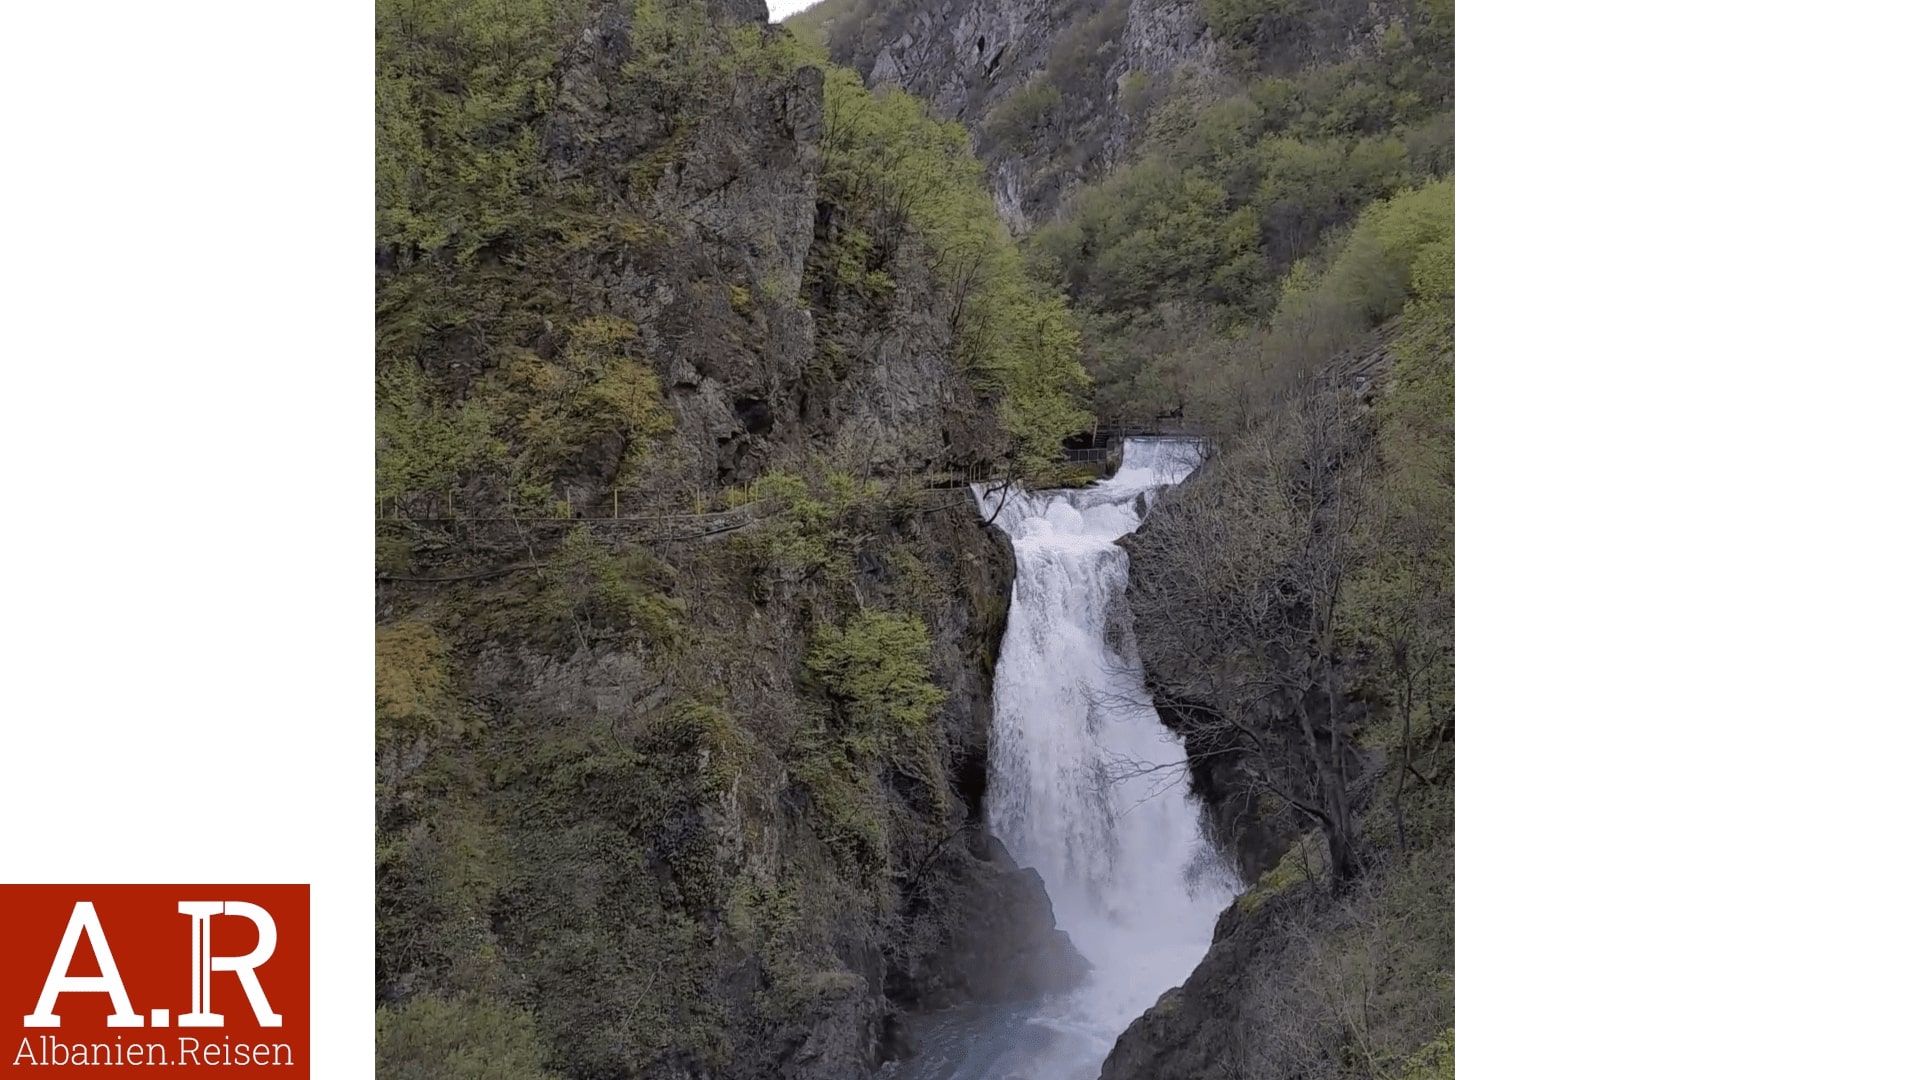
[889,438,1238,1080]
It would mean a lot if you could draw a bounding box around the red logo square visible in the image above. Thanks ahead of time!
[1,886,309,1076]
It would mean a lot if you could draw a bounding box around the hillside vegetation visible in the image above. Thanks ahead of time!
[1112,176,1453,1078]
[1094,7,1454,1078]
[800,0,1455,1073]
[376,0,1454,1072]
[1030,0,1452,423]
[374,0,1093,1076]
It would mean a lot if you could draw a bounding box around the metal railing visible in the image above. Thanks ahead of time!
[374,424,1212,523]
[1087,418,1209,440]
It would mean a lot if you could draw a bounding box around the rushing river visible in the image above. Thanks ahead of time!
[890,439,1235,1080]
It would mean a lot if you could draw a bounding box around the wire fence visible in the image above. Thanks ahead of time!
[374,425,1210,523]
[1088,419,1210,439]
[376,463,1003,524]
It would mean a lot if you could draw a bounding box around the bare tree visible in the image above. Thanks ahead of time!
[1127,370,1376,880]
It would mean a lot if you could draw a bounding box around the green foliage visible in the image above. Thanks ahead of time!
[1119,70,1155,116]
[935,235,1095,470]
[378,1,1042,1073]
[976,0,1126,162]
[723,871,860,1019]
[1044,0,1127,96]
[1038,159,1268,314]
[794,610,947,879]
[376,997,557,1080]
[498,316,676,486]
[1226,840,1454,1077]
[533,527,685,648]
[488,710,738,1073]
[883,543,939,608]
[1038,121,1418,324]
[792,0,913,65]
[377,804,511,997]
[1201,0,1304,50]
[376,620,472,744]
[1236,861,1305,913]
[818,68,1091,470]
[375,629,509,1003]
[1395,1027,1455,1080]
[449,686,757,1077]
[376,0,804,520]
[376,532,416,575]
[735,469,881,580]
[376,361,505,501]
[623,0,821,104]
[1288,176,1454,328]
[1337,184,1453,852]
[1027,4,1451,424]
[723,19,824,76]
[1233,831,1323,912]
[650,699,745,799]
[375,0,574,260]
[789,727,892,878]
[806,610,946,736]
[981,78,1062,152]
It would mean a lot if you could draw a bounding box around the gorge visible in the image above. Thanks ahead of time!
[375,0,1452,1074]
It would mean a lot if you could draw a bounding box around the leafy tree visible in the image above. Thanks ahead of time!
[375,0,573,261]
[806,610,946,736]
[496,316,676,487]
[796,609,949,880]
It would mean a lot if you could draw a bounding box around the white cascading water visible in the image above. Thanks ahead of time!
[961,437,1237,1078]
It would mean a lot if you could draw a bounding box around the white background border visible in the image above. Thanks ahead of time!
[1,1,367,1075]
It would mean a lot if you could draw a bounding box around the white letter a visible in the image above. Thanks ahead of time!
[22,902,144,1028]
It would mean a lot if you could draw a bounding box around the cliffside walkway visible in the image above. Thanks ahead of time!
[373,423,1210,531]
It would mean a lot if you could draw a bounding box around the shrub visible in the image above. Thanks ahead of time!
[1029,0,1451,423]
[733,469,878,580]
[1280,176,1453,333]
[1119,70,1155,116]
[982,78,1063,152]
[533,527,685,648]
[806,610,946,737]
[376,620,469,743]
[500,316,676,486]
[795,610,949,879]
[1200,0,1305,51]
[1396,1028,1456,1080]
[376,362,504,502]
[375,996,555,1080]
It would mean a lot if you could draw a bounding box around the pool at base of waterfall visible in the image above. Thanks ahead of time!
[883,998,1111,1080]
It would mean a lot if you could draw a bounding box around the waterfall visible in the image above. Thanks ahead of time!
[957,437,1236,1078]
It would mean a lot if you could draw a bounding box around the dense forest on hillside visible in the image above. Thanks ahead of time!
[794,0,1451,423]
[376,0,1451,1073]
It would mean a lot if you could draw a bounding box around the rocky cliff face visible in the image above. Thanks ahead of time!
[374,0,1087,1075]
[805,0,1222,230]
[804,0,1422,232]
[1099,827,1453,1080]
